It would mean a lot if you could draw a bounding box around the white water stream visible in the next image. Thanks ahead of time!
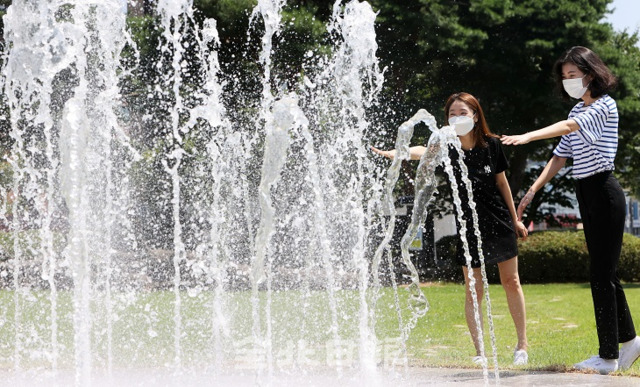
[0,0,498,385]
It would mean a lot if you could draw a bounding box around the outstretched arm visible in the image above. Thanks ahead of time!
[516,155,568,220]
[495,172,528,239]
[370,145,426,160]
[500,119,580,146]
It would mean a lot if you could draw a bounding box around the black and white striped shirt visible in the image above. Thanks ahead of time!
[553,94,618,179]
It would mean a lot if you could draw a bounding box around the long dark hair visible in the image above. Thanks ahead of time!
[444,92,497,148]
[553,46,617,100]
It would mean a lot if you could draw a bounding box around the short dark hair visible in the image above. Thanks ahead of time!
[553,46,617,100]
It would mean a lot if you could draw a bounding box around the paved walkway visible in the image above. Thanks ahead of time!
[413,367,640,386]
[2,367,639,386]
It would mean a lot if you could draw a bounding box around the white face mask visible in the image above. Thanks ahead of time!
[562,76,588,99]
[448,115,475,136]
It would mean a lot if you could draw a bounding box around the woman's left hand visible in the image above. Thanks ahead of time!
[517,190,535,220]
[515,220,528,240]
[501,134,531,146]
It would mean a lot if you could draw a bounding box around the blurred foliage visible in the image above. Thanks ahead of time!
[367,0,640,207]
[517,163,577,226]
[0,230,67,261]
[436,231,640,283]
[0,0,638,229]
[517,231,640,283]
[516,230,591,283]
[0,159,11,188]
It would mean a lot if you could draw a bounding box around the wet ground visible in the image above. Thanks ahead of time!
[2,366,639,386]
[410,367,640,386]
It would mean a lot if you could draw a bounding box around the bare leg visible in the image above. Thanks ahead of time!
[463,266,485,356]
[498,257,528,351]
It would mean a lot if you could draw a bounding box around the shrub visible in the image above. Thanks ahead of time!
[620,233,640,282]
[517,231,590,283]
[434,231,640,283]
[0,230,66,261]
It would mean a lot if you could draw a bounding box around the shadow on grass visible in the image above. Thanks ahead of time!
[522,364,571,372]
[548,282,640,289]
[575,283,640,289]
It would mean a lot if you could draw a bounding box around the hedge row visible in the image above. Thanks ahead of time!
[0,230,66,261]
[434,231,640,283]
[4,230,640,285]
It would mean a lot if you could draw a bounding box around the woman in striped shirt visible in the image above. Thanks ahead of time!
[501,46,640,374]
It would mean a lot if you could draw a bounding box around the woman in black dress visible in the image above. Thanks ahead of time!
[372,92,529,365]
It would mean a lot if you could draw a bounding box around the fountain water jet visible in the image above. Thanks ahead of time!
[371,111,499,380]
[0,0,499,385]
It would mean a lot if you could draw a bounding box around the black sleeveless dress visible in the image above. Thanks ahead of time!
[448,136,518,268]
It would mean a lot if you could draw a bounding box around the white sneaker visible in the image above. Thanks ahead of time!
[472,355,487,367]
[619,336,640,370]
[574,355,618,374]
[513,349,528,365]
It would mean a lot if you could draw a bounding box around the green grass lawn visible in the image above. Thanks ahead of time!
[401,282,640,377]
[0,282,639,377]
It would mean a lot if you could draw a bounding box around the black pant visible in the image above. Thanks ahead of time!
[576,171,636,359]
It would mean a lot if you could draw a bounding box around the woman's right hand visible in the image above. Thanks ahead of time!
[370,146,396,160]
[517,190,535,220]
[500,133,532,146]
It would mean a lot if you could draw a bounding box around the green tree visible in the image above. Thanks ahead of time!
[599,30,640,197]
[0,0,13,157]
[2,0,638,229]
[368,0,640,222]
[193,0,640,223]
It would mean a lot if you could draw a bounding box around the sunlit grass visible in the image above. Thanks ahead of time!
[0,283,639,377]
[402,282,640,377]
